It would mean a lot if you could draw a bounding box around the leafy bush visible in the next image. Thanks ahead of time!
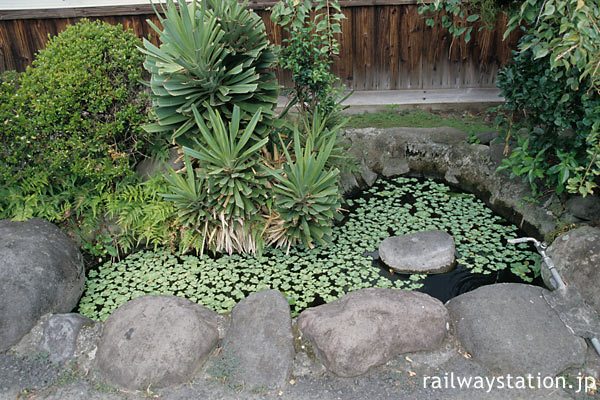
[142,0,279,146]
[495,45,600,196]
[270,124,341,250]
[0,20,169,258]
[151,0,352,255]
[162,107,269,255]
[422,0,600,196]
[270,0,348,122]
[418,0,520,43]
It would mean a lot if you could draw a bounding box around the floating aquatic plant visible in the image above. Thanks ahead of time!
[79,177,540,320]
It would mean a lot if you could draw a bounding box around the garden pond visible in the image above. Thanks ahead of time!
[78,176,541,320]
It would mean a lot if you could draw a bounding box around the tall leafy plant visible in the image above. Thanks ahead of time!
[270,0,348,121]
[141,0,279,146]
[0,20,166,261]
[495,48,600,196]
[420,0,600,196]
[162,107,269,255]
[269,126,341,250]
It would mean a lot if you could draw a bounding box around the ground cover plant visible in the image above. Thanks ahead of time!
[78,177,540,321]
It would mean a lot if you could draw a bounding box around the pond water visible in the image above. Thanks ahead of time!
[78,176,542,320]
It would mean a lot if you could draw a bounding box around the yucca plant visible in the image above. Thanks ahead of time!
[141,0,279,146]
[183,105,268,219]
[161,154,216,253]
[162,106,269,255]
[269,125,342,250]
[300,106,352,171]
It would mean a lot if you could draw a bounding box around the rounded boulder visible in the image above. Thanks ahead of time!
[0,218,85,351]
[297,288,448,377]
[379,230,456,274]
[95,295,219,390]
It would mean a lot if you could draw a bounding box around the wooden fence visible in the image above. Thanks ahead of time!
[0,1,520,90]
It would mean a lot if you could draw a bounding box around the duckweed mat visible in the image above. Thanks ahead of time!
[78,177,540,320]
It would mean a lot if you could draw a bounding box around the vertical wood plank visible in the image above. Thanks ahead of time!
[0,21,14,71]
[331,8,353,88]
[375,5,400,90]
[399,5,423,89]
[352,6,376,90]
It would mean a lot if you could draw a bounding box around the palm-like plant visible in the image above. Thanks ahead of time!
[161,154,215,253]
[162,106,269,255]
[183,105,268,219]
[141,0,279,146]
[270,125,341,250]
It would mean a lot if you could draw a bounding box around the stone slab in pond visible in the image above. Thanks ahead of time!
[95,295,219,390]
[447,283,587,376]
[297,288,448,377]
[379,230,456,274]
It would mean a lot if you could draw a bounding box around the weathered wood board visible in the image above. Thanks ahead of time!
[0,1,520,90]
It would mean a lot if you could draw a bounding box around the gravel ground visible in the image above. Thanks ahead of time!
[1,346,581,400]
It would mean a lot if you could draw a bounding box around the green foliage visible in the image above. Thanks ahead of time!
[270,124,341,249]
[145,0,354,255]
[418,0,518,43]
[495,48,600,196]
[184,106,268,220]
[505,0,600,92]
[270,0,347,118]
[298,107,353,171]
[424,0,600,196]
[162,155,213,253]
[500,0,600,196]
[0,20,171,258]
[78,177,540,321]
[2,19,152,185]
[162,107,269,255]
[142,0,279,146]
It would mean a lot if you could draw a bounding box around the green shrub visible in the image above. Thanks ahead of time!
[271,0,348,122]
[142,0,279,146]
[422,0,600,197]
[162,106,269,255]
[495,45,600,196]
[270,123,341,250]
[0,20,170,258]
[151,0,350,255]
[8,19,153,184]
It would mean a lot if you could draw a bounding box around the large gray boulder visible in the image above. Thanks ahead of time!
[95,295,219,390]
[543,226,600,311]
[216,290,294,389]
[379,230,455,274]
[0,218,85,351]
[447,283,586,376]
[39,313,94,365]
[297,288,448,377]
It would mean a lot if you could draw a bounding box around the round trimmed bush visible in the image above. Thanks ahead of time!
[6,19,152,185]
